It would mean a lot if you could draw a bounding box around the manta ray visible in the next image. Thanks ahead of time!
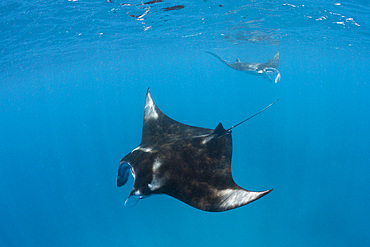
[117,88,276,212]
[206,51,281,84]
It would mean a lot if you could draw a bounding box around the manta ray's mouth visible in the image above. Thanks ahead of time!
[117,162,147,207]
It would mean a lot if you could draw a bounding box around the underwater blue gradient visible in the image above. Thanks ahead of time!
[1,1,369,246]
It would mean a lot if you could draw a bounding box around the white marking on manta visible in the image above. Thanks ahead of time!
[201,135,215,145]
[152,159,162,172]
[130,166,136,179]
[134,190,142,196]
[148,159,165,191]
[132,146,153,153]
[217,189,262,209]
[144,93,159,120]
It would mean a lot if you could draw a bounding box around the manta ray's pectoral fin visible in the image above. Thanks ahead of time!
[264,51,280,68]
[264,67,281,84]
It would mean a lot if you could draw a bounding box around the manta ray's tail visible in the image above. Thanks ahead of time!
[205,51,231,67]
[264,51,279,68]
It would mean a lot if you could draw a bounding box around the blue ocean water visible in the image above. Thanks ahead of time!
[0,0,369,246]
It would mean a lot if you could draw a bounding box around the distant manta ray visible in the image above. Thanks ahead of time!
[206,51,281,83]
[117,88,277,212]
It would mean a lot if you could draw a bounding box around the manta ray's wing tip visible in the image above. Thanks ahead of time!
[253,189,273,200]
[145,88,154,104]
[214,188,273,212]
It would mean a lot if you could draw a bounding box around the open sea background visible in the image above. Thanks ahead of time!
[1,0,369,246]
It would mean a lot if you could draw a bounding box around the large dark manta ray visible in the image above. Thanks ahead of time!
[117,88,275,212]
